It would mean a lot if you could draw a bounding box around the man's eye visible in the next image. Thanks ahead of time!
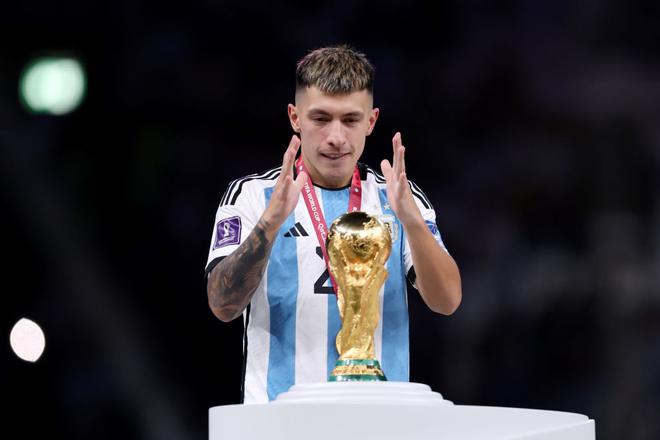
[313,117,329,123]
[343,119,358,125]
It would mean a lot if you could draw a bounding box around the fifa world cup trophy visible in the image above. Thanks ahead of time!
[327,211,392,381]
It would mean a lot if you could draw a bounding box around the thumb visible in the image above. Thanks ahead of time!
[294,170,308,191]
[380,159,392,178]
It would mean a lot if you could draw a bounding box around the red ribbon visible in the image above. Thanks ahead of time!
[296,156,362,296]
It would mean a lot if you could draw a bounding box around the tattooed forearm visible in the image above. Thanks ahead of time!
[207,217,275,322]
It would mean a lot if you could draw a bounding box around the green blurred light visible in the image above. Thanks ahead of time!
[19,57,86,115]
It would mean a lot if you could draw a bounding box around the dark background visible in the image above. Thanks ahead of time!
[2,1,659,439]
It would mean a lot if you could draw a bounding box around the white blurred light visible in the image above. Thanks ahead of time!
[10,318,46,362]
[19,57,86,115]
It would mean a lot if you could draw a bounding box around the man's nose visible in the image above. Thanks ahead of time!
[326,120,347,148]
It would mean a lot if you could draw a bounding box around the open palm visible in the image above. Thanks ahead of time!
[264,135,308,226]
[380,132,420,225]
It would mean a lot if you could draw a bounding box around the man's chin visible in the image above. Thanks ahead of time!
[319,167,354,188]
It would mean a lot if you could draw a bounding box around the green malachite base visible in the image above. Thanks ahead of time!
[329,374,388,382]
[329,359,387,382]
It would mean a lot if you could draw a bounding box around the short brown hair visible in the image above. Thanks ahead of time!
[296,45,375,95]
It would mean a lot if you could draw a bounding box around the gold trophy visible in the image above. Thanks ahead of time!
[327,211,392,381]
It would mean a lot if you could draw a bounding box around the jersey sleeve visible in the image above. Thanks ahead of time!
[402,181,448,287]
[205,179,263,277]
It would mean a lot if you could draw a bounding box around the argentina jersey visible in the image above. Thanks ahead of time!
[205,163,447,403]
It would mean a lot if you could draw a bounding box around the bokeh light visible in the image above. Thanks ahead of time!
[10,318,46,362]
[19,57,86,115]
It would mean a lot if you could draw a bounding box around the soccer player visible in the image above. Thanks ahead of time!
[206,46,461,403]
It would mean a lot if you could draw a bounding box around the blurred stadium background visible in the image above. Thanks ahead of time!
[2,1,659,439]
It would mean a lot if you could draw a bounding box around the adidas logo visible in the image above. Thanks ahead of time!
[284,222,309,238]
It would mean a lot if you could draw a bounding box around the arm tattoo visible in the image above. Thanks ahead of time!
[207,217,275,321]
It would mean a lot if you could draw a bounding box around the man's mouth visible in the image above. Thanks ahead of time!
[321,153,349,160]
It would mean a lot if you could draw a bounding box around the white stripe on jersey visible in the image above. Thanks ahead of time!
[294,189,329,385]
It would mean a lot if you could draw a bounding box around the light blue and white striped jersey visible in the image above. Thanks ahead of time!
[206,163,446,403]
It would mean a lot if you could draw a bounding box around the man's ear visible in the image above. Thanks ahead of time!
[288,104,301,133]
[366,107,380,136]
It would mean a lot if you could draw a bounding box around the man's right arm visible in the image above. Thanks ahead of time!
[207,216,278,322]
[207,135,308,322]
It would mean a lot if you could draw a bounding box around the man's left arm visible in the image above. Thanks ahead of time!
[381,132,462,315]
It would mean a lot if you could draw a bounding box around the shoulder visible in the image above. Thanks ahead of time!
[219,166,281,207]
[359,163,433,210]
[360,162,386,186]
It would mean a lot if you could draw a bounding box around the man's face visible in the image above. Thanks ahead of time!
[288,86,379,188]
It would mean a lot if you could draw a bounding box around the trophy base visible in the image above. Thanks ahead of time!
[329,359,387,382]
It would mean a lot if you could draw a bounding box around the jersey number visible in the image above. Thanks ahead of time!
[314,247,334,295]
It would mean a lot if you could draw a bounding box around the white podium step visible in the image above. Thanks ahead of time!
[275,381,452,405]
[209,382,595,440]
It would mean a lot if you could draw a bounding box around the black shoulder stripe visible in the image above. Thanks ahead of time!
[411,190,430,210]
[221,169,264,206]
[367,167,432,209]
[221,178,240,206]
[221,167,281,207]
[410,181,432,207]
[224,167,276,206]
[229,167,281,206]
[366,168,386,183]
[409,181,432,210]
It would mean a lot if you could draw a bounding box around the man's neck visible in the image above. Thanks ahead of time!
[304,162,352,189]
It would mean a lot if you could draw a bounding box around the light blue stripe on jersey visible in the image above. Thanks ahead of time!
[264,187,299,400]
[321,188,350,377]
[378,189,409,381]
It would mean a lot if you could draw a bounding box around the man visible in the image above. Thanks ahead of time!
[206,46,461,403]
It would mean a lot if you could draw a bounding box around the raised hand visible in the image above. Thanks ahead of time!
[380,132,420,225]
[263,135,308,227]
[208,135,308,322]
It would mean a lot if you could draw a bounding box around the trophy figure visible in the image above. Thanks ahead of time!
[327,211,392,382]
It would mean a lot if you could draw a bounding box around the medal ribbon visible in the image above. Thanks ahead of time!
[296,156,362,296]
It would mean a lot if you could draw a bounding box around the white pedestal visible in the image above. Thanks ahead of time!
[209,382,595,439]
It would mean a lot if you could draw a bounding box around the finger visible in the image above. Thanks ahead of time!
[398,144,406,175]
[392,132,401,171]
[293,170,308,192]
[393,132,407,175]
[380,159,393,180]
[281,135,301,177]
[276,173,292,194]
[284,134,301,172]
[398,170,408,186]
